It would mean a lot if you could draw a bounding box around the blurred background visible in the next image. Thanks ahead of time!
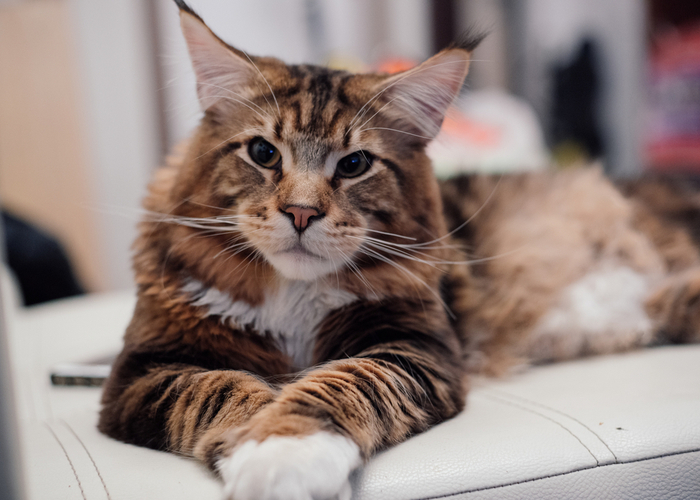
[0,0,699,303]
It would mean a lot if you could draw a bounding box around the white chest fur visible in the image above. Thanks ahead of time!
[528,264,655,362]
[183,279,356,368]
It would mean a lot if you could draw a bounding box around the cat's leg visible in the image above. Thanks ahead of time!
[646,267,700,344]
[98,294,291,466]
[216,300,465,500]
[98,354,279,468]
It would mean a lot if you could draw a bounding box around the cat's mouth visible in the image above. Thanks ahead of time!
[265,242,342,281]
[279,244,323,260]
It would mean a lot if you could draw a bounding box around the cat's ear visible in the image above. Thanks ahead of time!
[176,1,257,112]
[378,33,485,139]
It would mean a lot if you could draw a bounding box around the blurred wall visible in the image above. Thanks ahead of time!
[0,1,106,291]
[454,0,646,175]
[0,0,160,292]
[515,0,646,176]
[69,0,160,290]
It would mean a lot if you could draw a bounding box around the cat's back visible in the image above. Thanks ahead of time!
[439,168,700,373]
[441,168,662,271]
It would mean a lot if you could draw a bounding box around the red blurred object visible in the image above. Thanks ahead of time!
[376,58,416,75]
[646,23,700,171]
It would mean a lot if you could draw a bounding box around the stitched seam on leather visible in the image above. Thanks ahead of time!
[484,388,619,463]
[479,393,601,465]
[62,419,113,500]
[413,448,700,500]
[45,422,87,500]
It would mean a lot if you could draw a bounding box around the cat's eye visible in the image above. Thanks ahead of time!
[248,137,281,169]
[336,151,373,178]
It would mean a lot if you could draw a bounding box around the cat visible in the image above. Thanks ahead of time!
[98,1,700,499]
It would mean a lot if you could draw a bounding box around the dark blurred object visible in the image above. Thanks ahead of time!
[648,0,700,34]
[551,39,604,166]
[431,0,457,53]
[646,19,700,172]
[3,211,85,306]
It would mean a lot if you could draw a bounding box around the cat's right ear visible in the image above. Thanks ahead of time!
[176,1,257,112]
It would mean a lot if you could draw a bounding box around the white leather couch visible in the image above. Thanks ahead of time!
[6,290,700,499]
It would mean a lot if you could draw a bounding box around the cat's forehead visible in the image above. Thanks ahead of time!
[264,63,378,143]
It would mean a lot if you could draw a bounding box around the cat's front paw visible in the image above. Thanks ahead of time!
[218,431,361,500]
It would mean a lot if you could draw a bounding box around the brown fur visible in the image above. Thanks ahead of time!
[99,3,700,495]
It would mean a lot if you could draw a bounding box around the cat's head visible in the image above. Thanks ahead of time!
[163,1,480,293]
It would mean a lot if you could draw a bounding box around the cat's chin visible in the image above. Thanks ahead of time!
[265,249,340,281]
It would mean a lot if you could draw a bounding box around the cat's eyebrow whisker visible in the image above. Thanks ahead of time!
[194,128,263,160]
[355,95,403,133]
[346,88,389,136]
[358,127,433,140]
[241,50,280,117]
[196,81,270,117]
[204,93,271,122]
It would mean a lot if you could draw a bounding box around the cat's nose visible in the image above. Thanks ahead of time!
[281,205,324,233]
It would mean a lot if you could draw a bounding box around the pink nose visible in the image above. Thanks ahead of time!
[282,205,321,232]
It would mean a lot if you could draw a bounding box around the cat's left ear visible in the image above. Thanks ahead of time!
[175,0,258,112]
[378,33,485,140]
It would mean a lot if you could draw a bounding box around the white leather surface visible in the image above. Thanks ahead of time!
[7,292,700,499]
[351,347,700,499]
[461,451,700,500]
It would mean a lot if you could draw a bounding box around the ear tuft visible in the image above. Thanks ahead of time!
[173,0,201,20]
[448,28,488,53]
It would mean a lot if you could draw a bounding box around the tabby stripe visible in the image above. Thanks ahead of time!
[379,158,406,187]
[308,71,333,133]
[326,108,344,137]
[218,141,242,157]
[171,381,200,450]
[120,371,184,450]
[342,125,352,149]
[290,101,303,130]
[194,378,232,430]
[367,352,438,406]
[336,76,352,107]
[274,120,283,140]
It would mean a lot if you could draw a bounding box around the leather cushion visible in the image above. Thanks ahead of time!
[8,292,700,499]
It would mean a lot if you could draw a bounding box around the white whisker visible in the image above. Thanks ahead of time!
[357,246,451,316]
[362,228,416,241]
[196,82,270,117]
[241,50,280,116]
[358,127,433,140]
[347,59,472,136]
[194,128,263,160]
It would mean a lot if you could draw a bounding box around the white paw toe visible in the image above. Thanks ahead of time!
[218,432,361,500]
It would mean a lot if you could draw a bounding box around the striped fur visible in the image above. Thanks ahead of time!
[99,3,700,498]
[100,4,472,497]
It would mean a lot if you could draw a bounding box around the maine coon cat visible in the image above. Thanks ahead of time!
[99,2,700,499]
